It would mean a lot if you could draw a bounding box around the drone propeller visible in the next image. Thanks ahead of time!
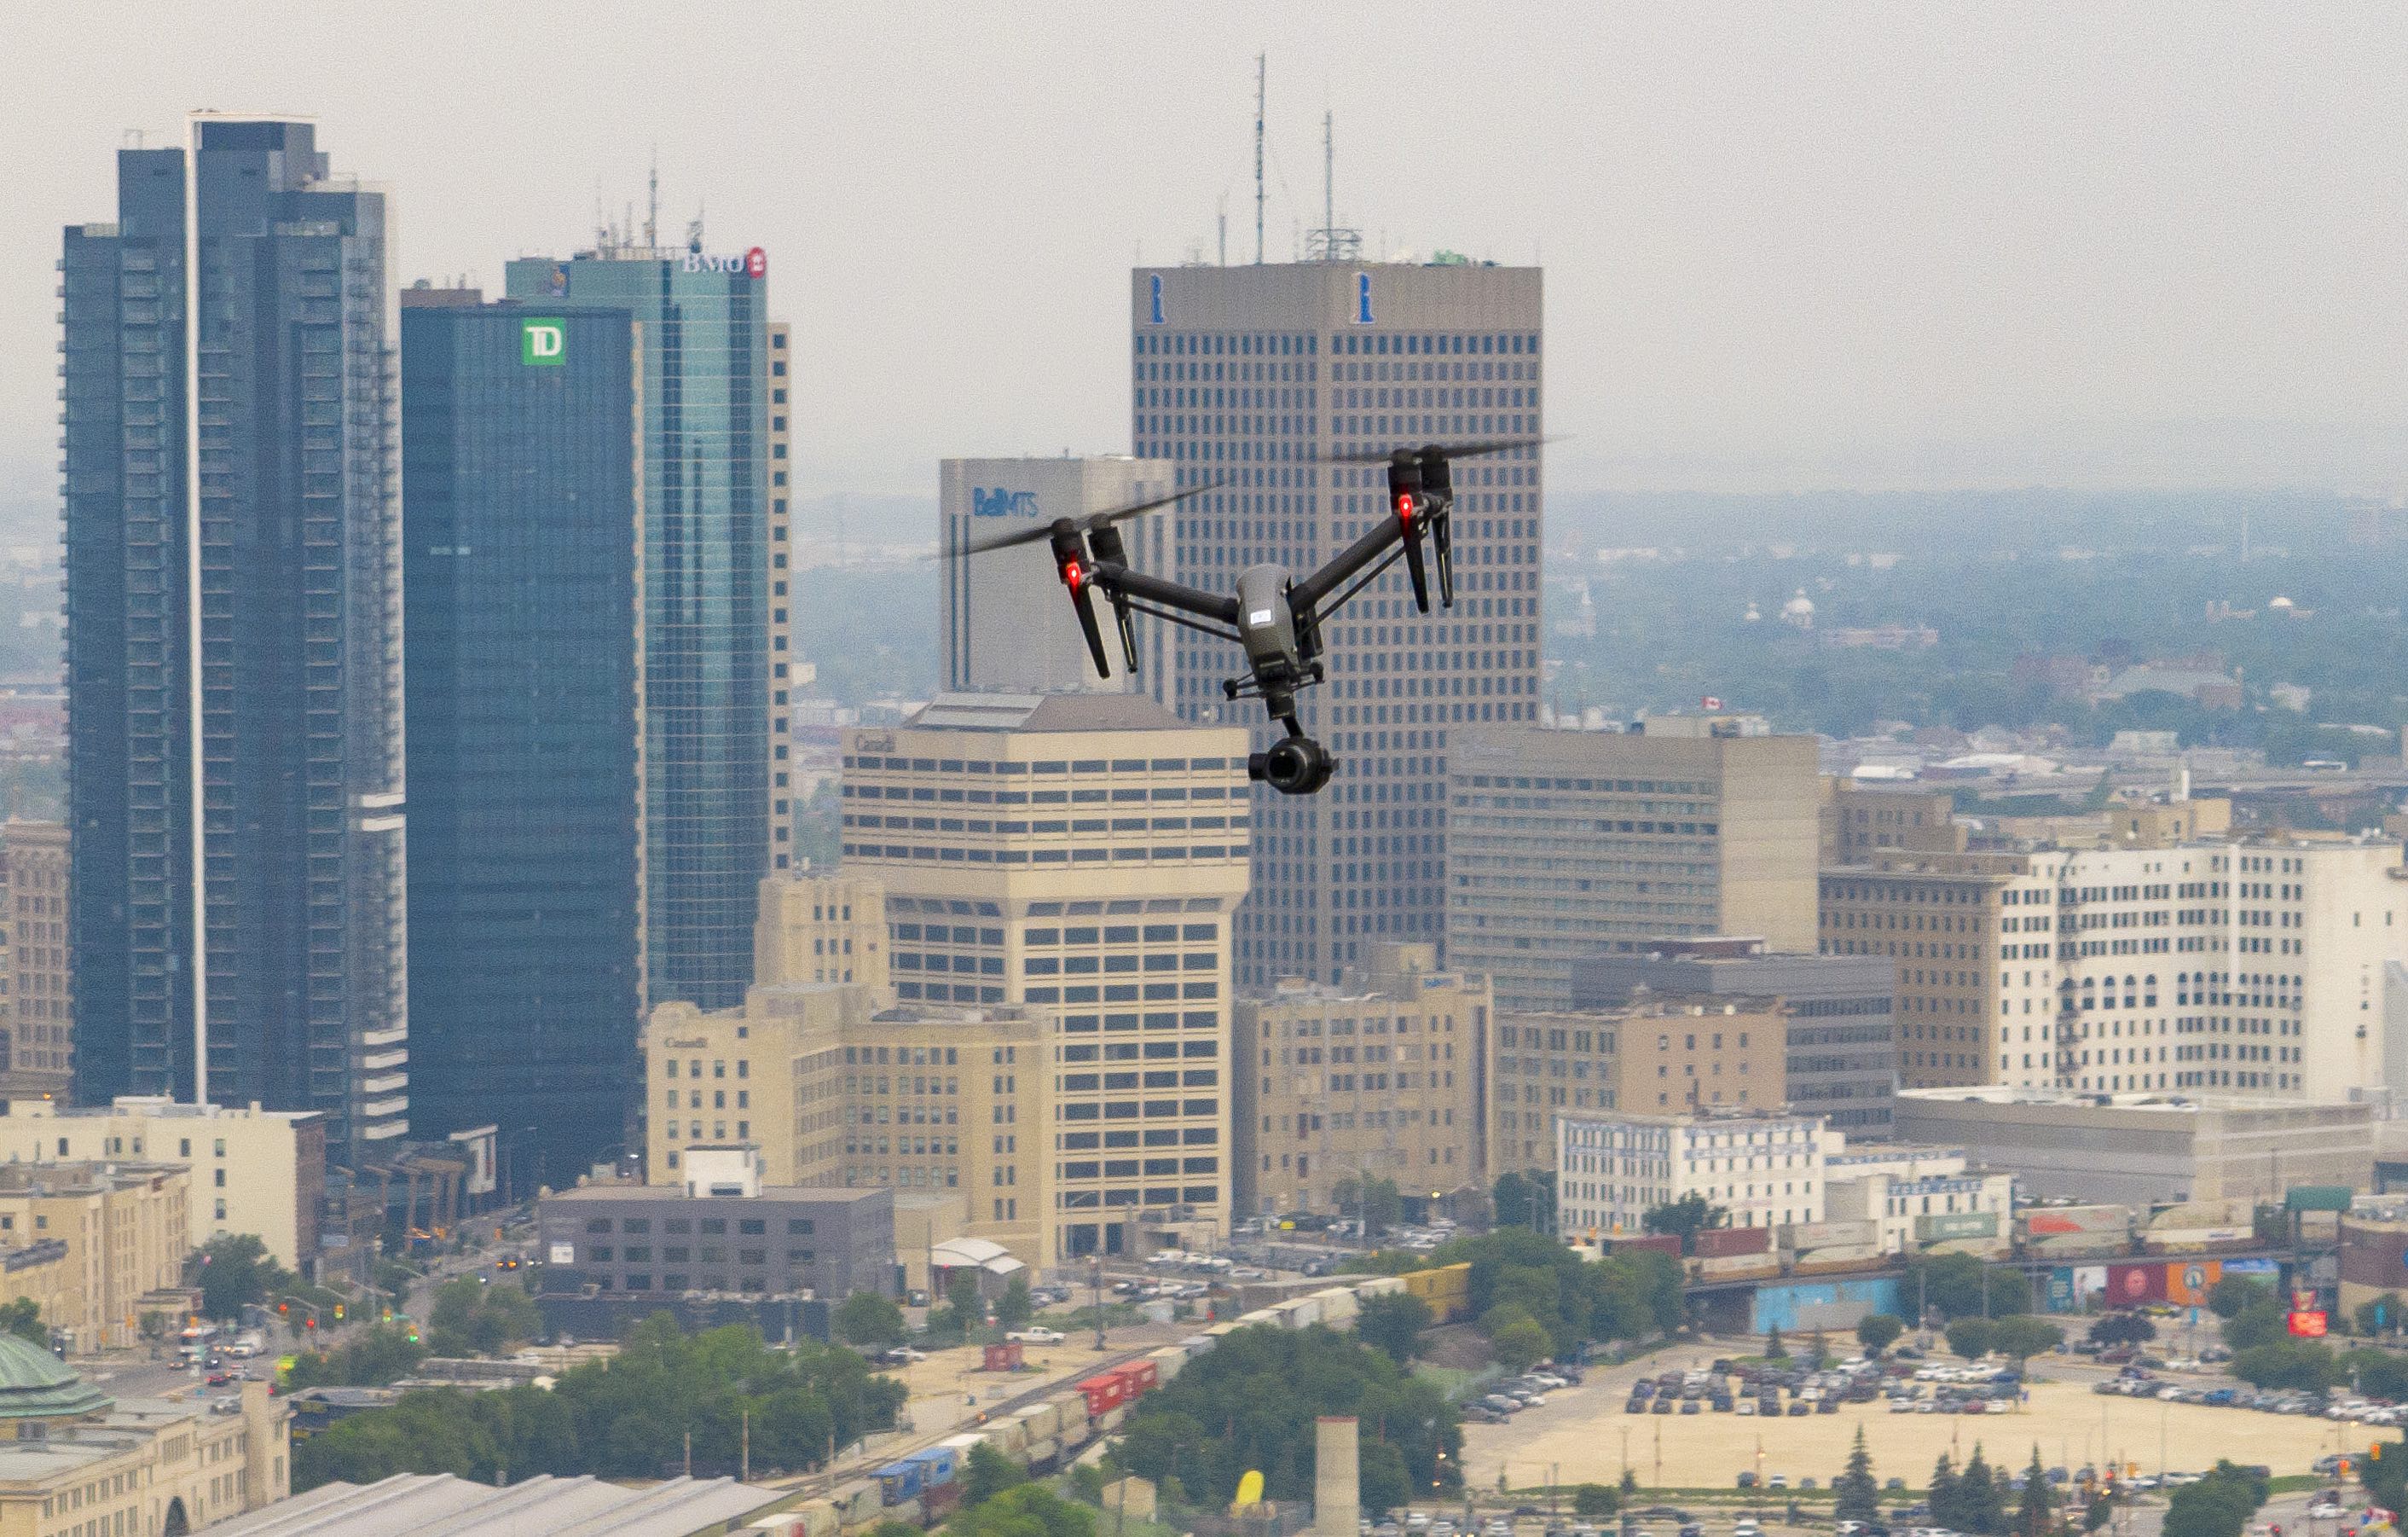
[1319,434,1552,467]
[946,479,1224,559]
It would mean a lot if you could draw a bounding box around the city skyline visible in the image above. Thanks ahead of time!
[4,3,2408,516]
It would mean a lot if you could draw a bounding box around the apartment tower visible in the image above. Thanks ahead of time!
[62,118,407,1159]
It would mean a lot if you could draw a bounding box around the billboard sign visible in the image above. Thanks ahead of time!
[1916,1211,2000,1242]
[2289,1310,2330,1337]
[2166,1261,2222,1308]
[2108,1262,2166,1305]
[521,318,565,366]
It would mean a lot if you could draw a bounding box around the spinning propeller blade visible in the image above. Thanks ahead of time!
[947,479,1224,559]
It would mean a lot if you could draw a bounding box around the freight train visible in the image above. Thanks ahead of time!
[738,1273,1450,1535]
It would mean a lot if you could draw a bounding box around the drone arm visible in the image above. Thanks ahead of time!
[1120,599,1242,645]
[1288,513,1404,612]
[1089,564,1241,627]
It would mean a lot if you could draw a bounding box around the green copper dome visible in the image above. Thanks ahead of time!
[0,1336,109,1419]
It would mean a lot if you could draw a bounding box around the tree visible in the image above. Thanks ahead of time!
[2356,1291,2405,1337]
[189,1233,283,1320]
[1908,1254,2031,1320]
[1833,1427,1880,1525]
[0,1299,43,1348]
[1765,1325,1787,1360]
[2364,1429,2408,1515]
[1641,1193,1728,1255]
[1947,1317,1997,1361]
[1333,1176,1404,1238]
[835,1290,906,1350]
[1573,1483,1621,1521]
[1856,1314,1905,1356]
[2160,1461,2267,1537]
[949,1483,1097,1537]
[283,1325,428,1390]
[2087,1313,2155,1347]
[1959,1446,2004,1537]
[425,1277,539,1359]
[962,1440,1027,1508]
[2208,1275,2275,1321]
[2230,1340,2337,1393]
[1114,1324,1460,1510]
[1806,1329,1832,1368]
[1491,1312,1552,1375]
[2222,1303,2290,1354]
[1988,1316,2063,1367]
[1491,1169,1556,1232]
[1930,1453,1961,1531]
[993,1277,1034,1332]
[2017,1447,2055,1537]
[1355,1292,1432,1365]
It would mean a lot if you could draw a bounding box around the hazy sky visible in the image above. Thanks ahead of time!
[7,2,2406,506]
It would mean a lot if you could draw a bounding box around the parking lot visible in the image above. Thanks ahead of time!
[1461,1345,2372,1494]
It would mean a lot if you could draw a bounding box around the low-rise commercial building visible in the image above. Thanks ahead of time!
[0,1345,287,1536]
[1574,938,1897,1136]
[1491,996,1787,1179]
[1822,1142,2015,1254]
[1234,942,1491,1219]
[1556,1109,1826,1238]
[539,1148,894,1310]
[1892,1085,2372,1205]
[0,1098,324,1270]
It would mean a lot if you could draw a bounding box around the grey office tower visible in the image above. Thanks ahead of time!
[1132,262,1543,989]
[400,292,644,1186]
[62,118,407,1160]
[506,242,778,1012]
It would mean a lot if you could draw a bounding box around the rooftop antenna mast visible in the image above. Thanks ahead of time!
[1253,54,1265,264]
[1218,193,1227,266]
[645,148,658,252]
[1306,110,1362,261]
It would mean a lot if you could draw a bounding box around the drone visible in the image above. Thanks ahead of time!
[950,437,1537,795]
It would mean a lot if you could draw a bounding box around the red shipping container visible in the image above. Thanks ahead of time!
[1112,1360,1161,1395]
[922,1481,964,1521]
[1078,1375,1126,1416]
[981,1343,1024,1372]
[2106,1262,2166,1306]
[1612,1234,1684,1258]
[1693,1227,1773,1259]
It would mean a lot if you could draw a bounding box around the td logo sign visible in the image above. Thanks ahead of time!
[520,318,566,366]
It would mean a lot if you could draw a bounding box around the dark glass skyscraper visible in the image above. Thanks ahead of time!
[63,118,407,1160]
[504,245,778,1012]
[400,291,644,1185]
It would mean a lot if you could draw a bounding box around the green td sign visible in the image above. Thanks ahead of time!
[520,318,566,366]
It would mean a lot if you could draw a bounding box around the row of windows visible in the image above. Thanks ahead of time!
[580,1215,814,1235]
[846,756,1228,774]
[844,844,1240,864]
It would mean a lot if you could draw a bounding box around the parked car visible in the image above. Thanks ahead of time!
[1006,1327,1064,1344]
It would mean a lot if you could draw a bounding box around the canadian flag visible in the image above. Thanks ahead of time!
[1701,696,1723,711]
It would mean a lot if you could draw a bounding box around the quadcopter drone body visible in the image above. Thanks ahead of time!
[952,438,1532,794]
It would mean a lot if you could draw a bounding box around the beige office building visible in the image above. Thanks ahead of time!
[755,871,890,993]
[1820,784,1965,865]
[0,1163,187,1352]
[842,693,1248,1263]
[1821,833,2408,1095]
[1234,942,1491,1220]
[0,1098,323,1271]
[1447,722,1819,1012]
[1489,995,1789,1178]
[0,822,70,1102]
[643,983,851,1188]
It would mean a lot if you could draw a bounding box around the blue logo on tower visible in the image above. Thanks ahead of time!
[1354,271,1374,324]
[972,488,1041,518]
[1149,274,1166,325]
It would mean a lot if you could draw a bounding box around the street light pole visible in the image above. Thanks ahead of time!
[1091,1255,1106,1352]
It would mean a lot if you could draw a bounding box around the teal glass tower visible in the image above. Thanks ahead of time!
[505,243,773,1012]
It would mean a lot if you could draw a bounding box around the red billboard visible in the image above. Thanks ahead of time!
[2107,1262,2167,1306]
[2289,1311,2329,1337]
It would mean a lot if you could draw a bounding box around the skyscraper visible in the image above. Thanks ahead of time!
[63,117,407,1160]
[505,238,785,1011]
[399,288,644,1185]
[1132,262,1543,990]
[939,455,1176,696]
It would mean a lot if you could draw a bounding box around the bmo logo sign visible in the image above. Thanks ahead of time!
[684,246,768,280]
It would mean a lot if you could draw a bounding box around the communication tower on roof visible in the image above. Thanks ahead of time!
[1305,110,1361,262]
